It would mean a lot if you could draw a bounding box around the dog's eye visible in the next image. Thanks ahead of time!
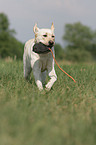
[52,35,55,38]
[43,34,47,37]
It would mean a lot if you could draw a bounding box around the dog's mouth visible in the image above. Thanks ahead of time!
[40,40,54,48]
[48,40,55,48]
[47,44,54,48]
[39,41,54,48]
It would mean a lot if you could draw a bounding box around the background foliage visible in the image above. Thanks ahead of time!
[63,22,96,62]
[0,13,23,59]
[0,13,96,62]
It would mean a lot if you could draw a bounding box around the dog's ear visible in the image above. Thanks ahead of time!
[51,22,54,32]
[33,24,39,33]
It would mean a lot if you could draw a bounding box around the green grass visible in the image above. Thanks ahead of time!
[0,59,96,145]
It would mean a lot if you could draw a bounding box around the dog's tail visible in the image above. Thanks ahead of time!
[48,48,76,83]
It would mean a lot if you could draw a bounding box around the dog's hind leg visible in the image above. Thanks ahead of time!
[41,71,47,85]
[23,54,31,79]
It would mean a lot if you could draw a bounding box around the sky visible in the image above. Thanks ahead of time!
[0,0,96,46]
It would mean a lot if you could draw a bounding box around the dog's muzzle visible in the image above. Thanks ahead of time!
[48,40,54,47]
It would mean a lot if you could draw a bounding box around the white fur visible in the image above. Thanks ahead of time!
[23,24,57,91]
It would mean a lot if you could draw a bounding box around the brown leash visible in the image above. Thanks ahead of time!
[48,48,76,83]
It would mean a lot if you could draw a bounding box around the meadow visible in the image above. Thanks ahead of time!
[0,59,96,145]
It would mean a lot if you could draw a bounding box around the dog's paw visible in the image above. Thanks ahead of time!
[45,87,50,92]
[45,82,52,91]
[38,87,43,91]
[45,85,51,91]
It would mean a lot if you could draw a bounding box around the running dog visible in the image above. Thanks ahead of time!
[23,23,57,91]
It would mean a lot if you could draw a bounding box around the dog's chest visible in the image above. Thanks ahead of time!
[39,56,48,72]
[39,53,52,72]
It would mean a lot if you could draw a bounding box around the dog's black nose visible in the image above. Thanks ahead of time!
[49,40,54,46]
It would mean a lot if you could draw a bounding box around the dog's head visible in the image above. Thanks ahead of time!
[33,23,55,47]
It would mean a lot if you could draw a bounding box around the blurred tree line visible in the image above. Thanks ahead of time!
[55,22,96,62]
[63,22,96,62]
[0,13,23,59]
[0,13,96,62]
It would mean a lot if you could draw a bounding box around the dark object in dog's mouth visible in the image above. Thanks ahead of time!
[33,42,54,54]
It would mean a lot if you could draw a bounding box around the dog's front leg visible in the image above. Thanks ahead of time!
[45,67,57,91]
[33,64,43,91]
[33,70,43,91]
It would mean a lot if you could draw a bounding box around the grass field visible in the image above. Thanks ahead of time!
[0,59,96,145]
